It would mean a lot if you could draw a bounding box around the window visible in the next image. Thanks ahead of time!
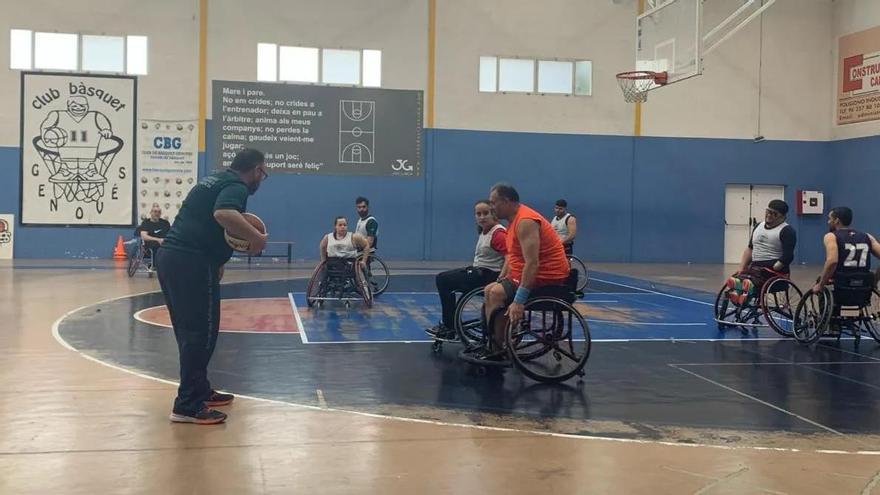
[480,55,592,96]
[10,29,148,74]
[362,49,381,87]
[322,49,360,85]
[257,43,277,82]
[478,56,497,92]
[574,61,592,96]
[82,35,124,73]
[9,29,31,70]
[257,44,382,87]
[126,35,148,75]
[538,60,573,94]
[498,58,534,92]
[279,46,319,83]
[34,32,78,71]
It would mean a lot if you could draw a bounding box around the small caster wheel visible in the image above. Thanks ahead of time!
[345,301,351,309]
[476,366,487,376]
[431,341,442,353]
[553,351,562,361]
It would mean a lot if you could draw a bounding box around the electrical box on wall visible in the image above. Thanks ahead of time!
[796,190,824,215]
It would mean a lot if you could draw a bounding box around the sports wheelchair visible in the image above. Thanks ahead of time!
[428,285,488,353]
[127,239,156,278]
[713,267,803,337]
[456,270,592,383]
[306,256,373,308]
[792,272,880,345]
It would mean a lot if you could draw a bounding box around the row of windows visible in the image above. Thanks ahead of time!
[480,57,592,96]
[10,30,148,75]
[257,44,382,87]
[9,29,594,96]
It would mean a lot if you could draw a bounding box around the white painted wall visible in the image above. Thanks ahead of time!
[646,0,832,141]
[0,0,199,147]
[0,0,842,144]
[437,0,832,140]
[205,0,427,119]
[832,0,880,140]
[434,0,633,135]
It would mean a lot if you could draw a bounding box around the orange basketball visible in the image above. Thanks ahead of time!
[224,213,267,252]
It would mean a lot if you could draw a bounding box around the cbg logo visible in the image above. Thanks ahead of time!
[153,137,182,150]
[392,159,413,173]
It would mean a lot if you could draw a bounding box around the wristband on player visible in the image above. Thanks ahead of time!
[513,287,531,305]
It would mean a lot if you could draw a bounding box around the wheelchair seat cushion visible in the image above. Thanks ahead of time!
[833,272,874,307]
[325,257,356,275]
[529,284,576,306]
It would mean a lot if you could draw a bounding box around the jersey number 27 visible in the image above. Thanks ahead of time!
[844,243,870,268]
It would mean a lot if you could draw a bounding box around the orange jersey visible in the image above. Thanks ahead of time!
[506,204,570,285]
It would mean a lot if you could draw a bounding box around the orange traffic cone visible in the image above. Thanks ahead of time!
[113,235,127,260]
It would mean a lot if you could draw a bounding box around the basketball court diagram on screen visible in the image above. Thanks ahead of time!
[339,100,376,164]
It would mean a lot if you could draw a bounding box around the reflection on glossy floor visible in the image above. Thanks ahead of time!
[2,260,880,495]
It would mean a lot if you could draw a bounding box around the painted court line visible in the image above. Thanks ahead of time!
[590,277,714,307]
[669,364,849,438]
[288,293,309,344]
[50,301,880,456]
[587,320,706,327]
[676,361,880,366]
[50,286,880,457]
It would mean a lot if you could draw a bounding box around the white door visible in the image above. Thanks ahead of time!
[724,185,752,264]
[751,185,786,226]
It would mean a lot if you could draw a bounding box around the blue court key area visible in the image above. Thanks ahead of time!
[291,271,778,344]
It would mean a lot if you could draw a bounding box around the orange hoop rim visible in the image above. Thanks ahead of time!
[615,71,668,85]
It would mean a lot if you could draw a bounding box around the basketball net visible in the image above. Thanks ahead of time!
[615,71,668,103]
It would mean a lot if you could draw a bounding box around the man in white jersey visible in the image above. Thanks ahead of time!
[550,199,577,255]
[354,196,378,251]
[727,200,797,305]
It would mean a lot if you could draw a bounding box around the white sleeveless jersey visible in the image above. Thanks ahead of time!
[473,224,505,271]
[325,232,358,259]
[355,216,377,238]
[55,112,104,161]
[551,213,571,240]
[751,222,788,262]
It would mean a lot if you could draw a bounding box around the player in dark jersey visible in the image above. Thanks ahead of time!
[811,206,880,294]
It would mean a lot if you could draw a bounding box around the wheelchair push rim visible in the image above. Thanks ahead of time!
[793,288,833,345]
[506,296,591,383]
[453,287,489,348]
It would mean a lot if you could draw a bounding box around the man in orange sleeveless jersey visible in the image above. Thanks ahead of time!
[481,183,570,360]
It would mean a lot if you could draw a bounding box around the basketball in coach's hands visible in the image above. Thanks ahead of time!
[224,213,267,252]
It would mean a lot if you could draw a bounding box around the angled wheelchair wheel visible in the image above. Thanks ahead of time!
[506,297,591,383]
[454,287,488,348]
[127,247,143,278]
[567,255,588,293]
[355,261,374,308]
[366,255,389,295]
[793,288,832,344]
[861,289,880,344]
[761,277,802,338]
[306,261,328,308]
[713,283,737,330]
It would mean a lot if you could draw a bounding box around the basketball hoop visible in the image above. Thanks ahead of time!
[615,71,668,103]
